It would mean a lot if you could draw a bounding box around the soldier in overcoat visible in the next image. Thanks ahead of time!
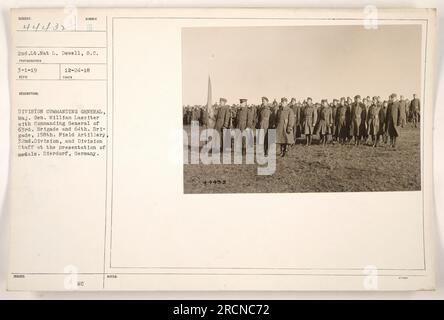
[301,97,316,146]
[257,97,271,155]
[315,99,333,146]
[289,98,302,143]
[331,99,339,143]
[366,99,380,147]
[276,97,295,157]
[336,97,348,144]
[269,100,279,130]
[350,95,364,145]
[410,94,420,128]
[399,95,407,128]
[214,98,231,151]
[235,99,249,154]
[359,98,369,143]
[377,100,388,145]
[386,93,401,148]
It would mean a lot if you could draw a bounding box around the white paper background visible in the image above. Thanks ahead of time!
[0,0,443,299]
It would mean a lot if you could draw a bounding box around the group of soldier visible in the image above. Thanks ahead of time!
[183,93,421,157]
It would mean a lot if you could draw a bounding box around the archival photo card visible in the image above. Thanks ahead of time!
[182,25,422,194]
[7,8,435,291]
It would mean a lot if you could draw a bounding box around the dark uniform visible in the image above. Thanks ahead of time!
[378,103,388,144]
[257,103,271,155]
[276,102,295,156]
[399,99,407,128]
[386,99,401,147]
[336,103,348,143]
[315,105,333,135]
[331,102,338,141]
[236,107,248,131]
[366,103,380,146]
[214,99,231,150]
[291,103,302,141]
[302,104,316,135]
[359,104,368,142]
[349,102,363,141]
[410,98,420,127]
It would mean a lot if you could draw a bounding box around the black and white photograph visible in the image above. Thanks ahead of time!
[2,6,439,295]
[182,25,422,193]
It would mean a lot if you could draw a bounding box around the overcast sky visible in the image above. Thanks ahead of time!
[181,25,421,105]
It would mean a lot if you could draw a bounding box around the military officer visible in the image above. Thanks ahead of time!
[235,99,249,154]
[386,93,401,148]
[378,100,388,145]
[350,95,364,145]
[258,96,271,155]
[301,97,316,146]
[331,99,339,143]
[410,94,420,128]
[399,95,407,128]
[336,97,348,144]
[315,99,333,146]
[366,98,380,147]
[214,98,231,151]
[275,97,295,157]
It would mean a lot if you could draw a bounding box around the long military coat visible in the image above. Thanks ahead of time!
[246,106,257,129]
[410,98,420,112]
[349,102,364,136]
[291,104,302,138]
[359,106,368,137]
[336,104,348,138]
[315,106,333,135]
[399,100,407,121]
[366,104,380,136]
[301,104,316,134]
[386,101,401,137]
[331,105,338,135]
[258,105,271,130]
[276,106,295,144]
[269,106,279,129]
[236,107,248,131]
[214,105,231,131]
[378,105,387,135]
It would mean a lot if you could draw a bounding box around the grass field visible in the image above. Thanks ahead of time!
[183,125,421,193]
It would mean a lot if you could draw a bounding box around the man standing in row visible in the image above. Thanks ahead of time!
[331,99,339,143]
[386,93,401,148]
[276,97,295,157]
[302,97,316,146]
[399,95,408,128]
[410,93,421,128]
[257,96,271,156]
[290,98,302,142]
[315,99,333,146]
[378,100,388,145]
[366,98,380,147]
[214,97,231,151]
[350,95,364,145]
